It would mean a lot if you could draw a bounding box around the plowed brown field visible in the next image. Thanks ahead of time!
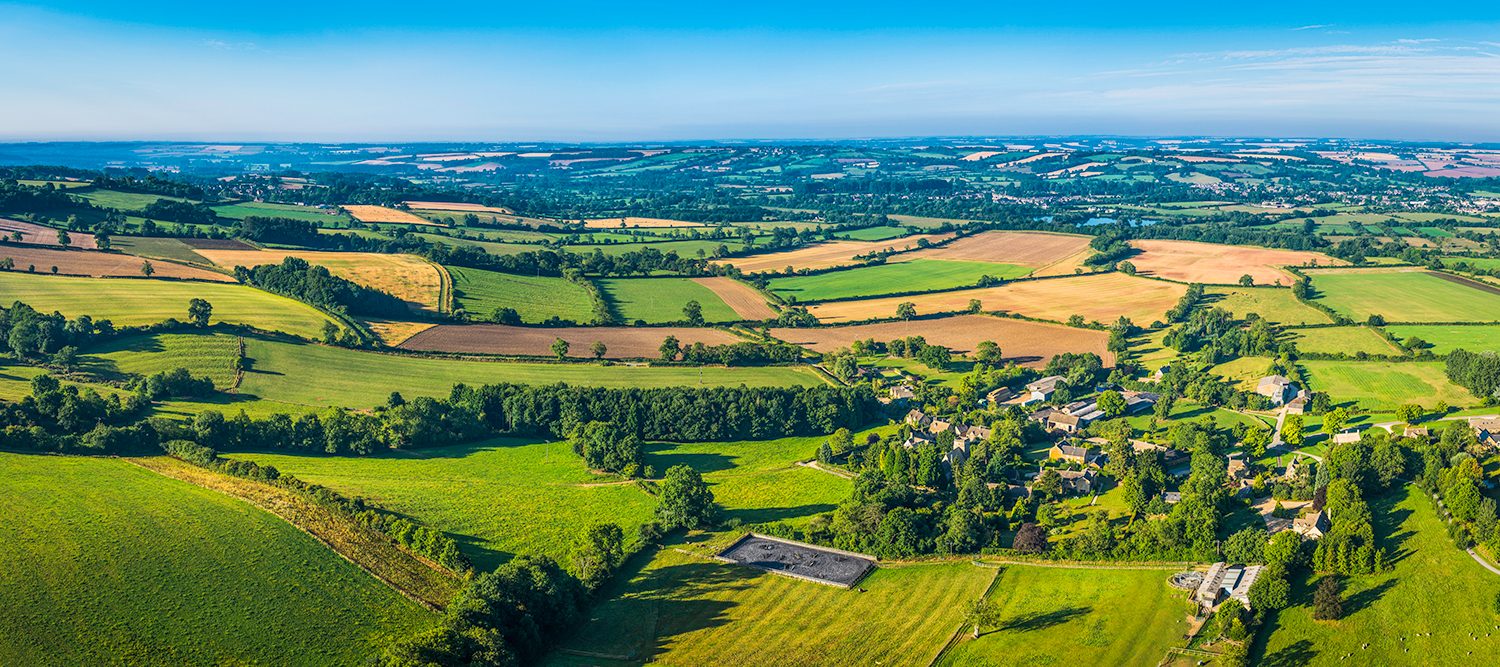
[805,273,1186,325]
[398,325,747,359]
[892,231,1089,268]
[772,315,1111,368]
[1129,240,1344,285]
[0,245,231,281]
[0,218,96,249]
[195,249,442,312]
[719,233,955,274]
[691,277,777,320]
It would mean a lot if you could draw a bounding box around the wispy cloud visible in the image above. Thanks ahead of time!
[1291,25,1331,31]
[1396,38,1440,44]
[201,39,258,50]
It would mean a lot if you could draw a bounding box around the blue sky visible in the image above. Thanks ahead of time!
[1,2,1497,142]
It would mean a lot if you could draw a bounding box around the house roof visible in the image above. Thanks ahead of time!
[890,385,916,399]
[1027,375,1066,393]
[1332,431,1362,444]
[1257,375,1293,389]
[1055,444,1088,458]
[1049,413,1081,427]
[987,387,1014,399]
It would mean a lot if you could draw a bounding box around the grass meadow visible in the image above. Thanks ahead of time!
[1204,286,1332,325]
[82,331,240,388]
[0,454,432,666]
[840,226,909,241]
[1301,360,1475,410]
[447,265,596,323]
[74,188,190,211]
[210,202,350,223]
[768,259,1031,302]
[599,277,741,324]
[1310,271,1500,322]
[1387,324,1500,354]
[1283,326,1402,356]
[571,239,743,258]
[548,554,994,667]
[0,273,338,339]
[1254,486,1500,666]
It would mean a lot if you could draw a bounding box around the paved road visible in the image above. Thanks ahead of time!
[1370,414,1498,433]
[1469,549,1500,576]
[1270,407,1287,448]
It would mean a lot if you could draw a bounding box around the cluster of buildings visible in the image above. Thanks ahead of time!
[1256,375,1311,413]
[901,409,994,478]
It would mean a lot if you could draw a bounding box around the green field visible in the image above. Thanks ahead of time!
[1301,360,1475,410]
[1210,356,1276,393]
[447,265,596,323]
[936,565,1185,667]
[0,454,432,666]
[768,259,1030,302]
[82,331,240,388]
[1284,326,1401,356]
[211,202,350,224]
[237,337,821,408]
[0,273,338,339]
[1310,271,1500,323]
[1254,486,1500,665]
[1387,324,1500,354]
[599,277,740,323]
[1444,256,1500,271]
[73,188,191,211]
[549,553,994,667]
[1204,286,1331,325]
[412,232,538,256]
[1418,226,1456,237]
[841,226,909,241]
[108,236,214,265]
[236,433,853,571]
[571,239,744,257]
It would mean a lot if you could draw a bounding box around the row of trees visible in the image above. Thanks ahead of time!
[234,256,411,319]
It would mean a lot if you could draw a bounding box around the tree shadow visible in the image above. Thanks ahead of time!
[1344,578,1397,615]
[632,562,760,661]
[647,451,736,475]
[997,606,1092,633]
[1257,639,1319,667]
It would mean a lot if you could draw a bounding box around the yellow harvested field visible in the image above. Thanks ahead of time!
[401,201,514,215]
[773,315,1112,368]
[1001,152,1063,165]
[1129,240,1344,286]
[960,151,1004,161]
[194,249,443,313]
[583,217,705,228]
[805,273,1187,325]
[893,231,1089,268]
[343,205,444,226]
[719,234,954,274]
[1030,248,1096,277]
[691,277,778,320]
[362,318,436,346]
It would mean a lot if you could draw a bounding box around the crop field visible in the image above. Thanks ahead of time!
[1309,270,1500,322]
[1255,486,1500,666]
[402,201,514,215]
[0,273,337,339]
[895,231,1091,268]
[1418,226,1456,237]
[241,337,820,408]
[0,217,97,248]
[0,454,432,666]
[772,315,1112,367]
[599,277,742,323]
[447,265,595,323]
[691,277,777,319]
[1283,326,1401,356]
[1129,240,1343,285]
[549,554,994,667]
[935,564,1184,667]
[412,232,536,256]
[109,236,214,264]
[73,188,189,211]
[720,233,955,273]
[1202,286,1331,325]
[343,205,443,226]
[1301,360,1474,409]
[768,259,1031,302]
[584,217,705,228]
[570,239,745,258]
[0,246,229,281]
[83,331,240,388]
[805,273,1187,326]
[1386,324,1500,354]
[194,248,443,313]
[211,202,349,223]
[397,324,749,359]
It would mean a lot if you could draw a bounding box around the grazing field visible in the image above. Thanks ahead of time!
[447,265,595,323]
[343,205,443,226]
[772,315,1112,367]
[549,554,994,667]
[1203,286,1331,325]
[0,217,97,248]
[599,277,742,323]
[1283,326,1401,356]
[398,324,749,359]
[211,202,349,223]
[571,239,745,258]
[1254,486,1500,666]
[1301,360,1474,409]
[1309,270,1500,323]
[805,273,1187,326]
[412,232,537,256]
[402,201,513,214]
[720,234,954,273]
[0,273,337,339]
[241,337,820,407]
[1387,324,1500,354]
[935,565,1184,667]
[195,248,443,313]
[0,454,432,667]
[691,277,778,320]
[83,332,240,388]
[110,236,213,264]
[768,259,1030,302]
[895,230,1091,267]
[839,226,908,240]
[0,246,229,280]
[583,216,705,228]
[1129,239,1342,285]
[1209,356,1275,393]
[73,188,189,211]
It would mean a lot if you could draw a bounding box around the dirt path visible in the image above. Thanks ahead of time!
[692,276,778,320]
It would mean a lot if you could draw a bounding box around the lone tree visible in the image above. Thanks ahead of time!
[1312,576,1343,620]
[896,301,916,321]
[94,231,111,250]
[657,464,716,529]
[975,340,1001,363]
[0,257,11,270]
[491,306,521,325]
[1395,403,1423,426]
[187,298,213,327]
[967,298,983,314]
[1013,522,1050,554]
[682,300,704,325]
[658,335,680,361]
[1118,260,1136,275]
[569,522,624,591]
[1281,414,1305,448]
[140,260,154,277]
[817,441,834,465]
[1239,274,1254,287]
[591,340,608,360]
[551,337,570,360]
[962,597,999,638]
[56,229,71,247]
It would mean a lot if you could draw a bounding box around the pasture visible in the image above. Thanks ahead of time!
[83,331,240,388]
[768,259,1030,302]
[935,565,1184,667]
[896,230,1091,268]
[1309,270,1500,323]
[549,554,994,667]
[570,239,745,258]
[1283,326,1401,356]
[109,236,213,264]
[211,202,349,223]
[0,246,229,281]
[1203,286,1331,325]
[73,188,189,211]
[599,277,741,323]
[343,205,442,226]
[721,233,954,273]
[1254,486,1500,666]
[0,273,338,339]
[397,324,749,360]
[805,273,1187,326]
[0,454,431,666]
[447,265,595,323]
[1129,240,1342,285]
[1387,324,1500,354]
[840,226,908,240]
[412,232,537,256]
[194,248,443,313]
[1301,360,1474,410]
[772,315,1112,368]
[583,217,704,228]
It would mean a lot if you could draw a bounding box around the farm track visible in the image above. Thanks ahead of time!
[692,277,778,320]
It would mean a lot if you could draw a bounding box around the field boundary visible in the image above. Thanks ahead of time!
[925,562,1006,667]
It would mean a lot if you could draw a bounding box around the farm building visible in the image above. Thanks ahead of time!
[1162,491,1182,504]
[890,385,916,402]
[1284,395,1308,415]
[1026,375,1067,401]
[1293,511,1330,540]
[1048,412,1083,433]
[1195,562,1264,610]
[1048,443,1101,467]
[986,386,1014,407]
[1256,375,1296,405]
[1332,431,1362,445]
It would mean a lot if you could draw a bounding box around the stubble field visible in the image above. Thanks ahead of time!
[343,205,444,226]
[894,230,1090,268]
[691,277,778,320]
[397,324,748,359]
[804,273,1187,325]
[195,248,443,313]
[0,246,229,281]
[720,233,955,273]
[772,315,1112,367]
[1129,239,1343,285]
